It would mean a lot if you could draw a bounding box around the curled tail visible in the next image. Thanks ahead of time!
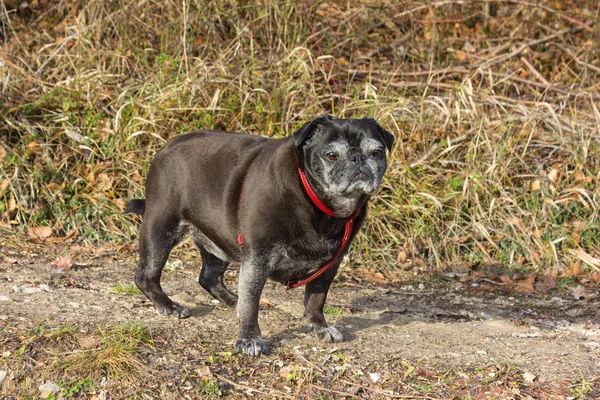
[125,199,146,215]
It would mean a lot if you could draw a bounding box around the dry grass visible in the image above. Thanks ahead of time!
[0,322,154,397]
[1,0,599,275]
[59,323,152,382]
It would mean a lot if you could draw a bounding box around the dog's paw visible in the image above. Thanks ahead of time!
[235,337,266,356]
[312,325,344,343]
[158,302,191,318]
[224,297,238,309]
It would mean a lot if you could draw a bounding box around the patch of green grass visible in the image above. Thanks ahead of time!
[326,348,349,365]
[285,367,299,384]
[447,176,464,192]
[569,373,591,398]
[112,283,142,295]
[323,306,343,315]
[48,324,77,342]
[15,325,45,357]
[57,377,94,398]
[196,380,226,398]
[101,323,152,352]
[557,276,579,287]
[580,225,600,249]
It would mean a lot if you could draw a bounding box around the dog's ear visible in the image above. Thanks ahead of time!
[370,119,394,152]
[292,114,334,147]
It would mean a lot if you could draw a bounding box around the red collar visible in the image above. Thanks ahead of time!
[297,168,337,217]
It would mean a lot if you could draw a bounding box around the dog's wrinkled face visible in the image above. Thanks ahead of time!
[294,115,394,216]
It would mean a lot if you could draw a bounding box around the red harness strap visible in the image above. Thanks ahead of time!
[237,167,360,289]
[287,207,360,289]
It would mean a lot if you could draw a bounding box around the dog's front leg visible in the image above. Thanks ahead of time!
[235,257,268,356]
[304,263,343,343]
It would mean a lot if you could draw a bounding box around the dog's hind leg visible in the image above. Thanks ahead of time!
[195,241,238,308]
[134,216,190,318]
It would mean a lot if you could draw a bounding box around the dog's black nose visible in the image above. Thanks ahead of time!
[349,153,366,165]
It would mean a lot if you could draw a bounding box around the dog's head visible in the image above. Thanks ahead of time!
[293,115,394,216]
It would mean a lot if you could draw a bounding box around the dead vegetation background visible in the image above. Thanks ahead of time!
[1,1,600,398]
[1,0,600,279]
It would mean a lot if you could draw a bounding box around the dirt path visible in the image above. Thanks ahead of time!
[1,248,599,398]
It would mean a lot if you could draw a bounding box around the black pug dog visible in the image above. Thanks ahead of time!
[126,115,393,356]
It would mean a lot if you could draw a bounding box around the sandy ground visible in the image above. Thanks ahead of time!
[2,250,598,388]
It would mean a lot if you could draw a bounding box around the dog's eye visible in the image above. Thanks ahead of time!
[325,152,338,161]
[371,150,383,158]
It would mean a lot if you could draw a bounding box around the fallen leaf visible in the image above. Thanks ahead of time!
[585,271,600,284]
[523,372,537,383]
[547,168,559,182]
[260,297,275,307]
[415,368,434,377]
[51,255,73,271]
[0,179,8,197]
[45,182,65,192]
[530,179,541,191]
[79,336,100,349]
[85,171,95,184]
[94,244,113,256]
[28,226,53,240]
[499,274,535,293]
[116,243,136,253]
[8,195,17,211]
[462,41,476,53]
[472,270,486,279]
[65,129,87,143]
[44,228,79,244]
[570,285,594,301]
[564,262,585,277]
[64,228,78,241]
[414,258,426,268]
[499,275,513,285]
[397,250,407,264]
[513,274,535,293]
[454,50,468,61]
[133,169,143,182]
[534,275,556,294]
[527,249,540,265]
[26,141,39,152]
